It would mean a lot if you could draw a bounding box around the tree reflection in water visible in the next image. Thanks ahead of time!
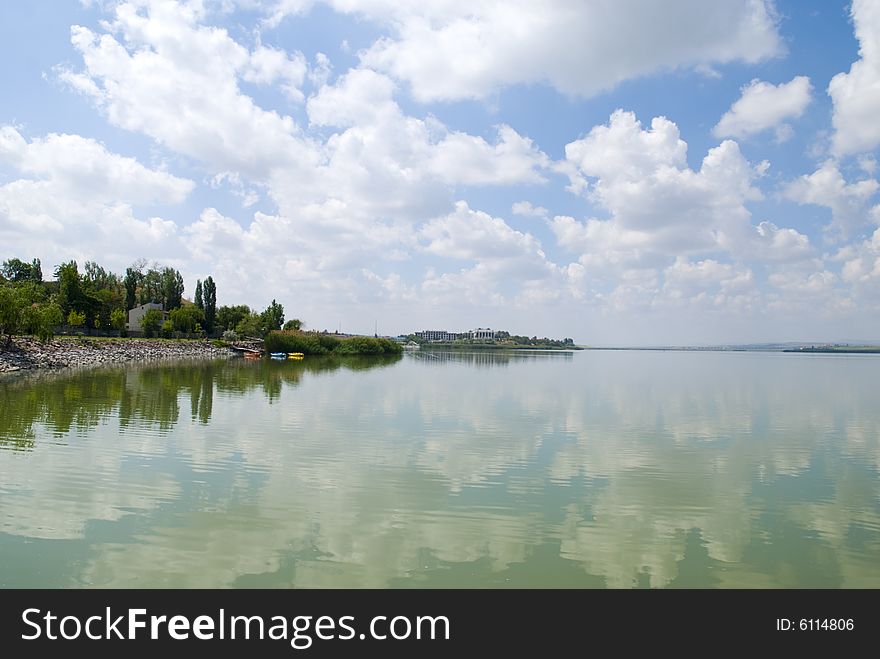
[0,355,402,448]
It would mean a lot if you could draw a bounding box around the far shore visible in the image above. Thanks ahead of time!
[417,343,582,351]
[582,345,880,354]
[0,335,233,374]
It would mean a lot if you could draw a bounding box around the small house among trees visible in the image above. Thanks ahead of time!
[128,302,169,332]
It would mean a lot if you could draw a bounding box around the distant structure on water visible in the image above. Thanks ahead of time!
[414,328,498,342]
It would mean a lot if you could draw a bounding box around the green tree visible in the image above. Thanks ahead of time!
[25,302,62,342]
[55,261,85,317]
[0,285,29,346]
[30,258,42,283]
[110,308,127,336]
[1,259,29,282]
[170,305,205,334]
[194,280,204,310]
[216,304,250,332]
[139,267,163,305]
[261,299,284,333]
[67,309,86,328]
[1,258,41,283]
[160,319,174,338]
[124,265,142,311]
[203,276,216,334]
[83,261,120,291]
[161,267,184,310]
[235,312,264,338]
[0,282,61,343]
[89,287,119,330]
[283,319,303,331]
[140,308,164,338]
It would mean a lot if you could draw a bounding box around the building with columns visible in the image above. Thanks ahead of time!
[414,328,498,342]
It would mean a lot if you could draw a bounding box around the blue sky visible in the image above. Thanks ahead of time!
[2,0,880,344]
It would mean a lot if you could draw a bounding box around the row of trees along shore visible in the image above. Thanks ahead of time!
[0,256,310,347]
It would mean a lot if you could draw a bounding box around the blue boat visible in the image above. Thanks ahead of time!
[269,352,287,360]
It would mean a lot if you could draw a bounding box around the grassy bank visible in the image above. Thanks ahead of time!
[264,331,403,356]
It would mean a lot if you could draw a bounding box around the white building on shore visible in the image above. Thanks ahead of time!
[127,302,169,331]
[469,328,496,340]
[414,328,498,342]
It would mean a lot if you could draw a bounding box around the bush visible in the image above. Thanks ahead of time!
[67,309,86,327]
[110,308,127,337]
[264,331,334,355]
[0,284,66,345]
[170,305,205,334]
[235,312,264,338]
[24,302,63,343]
[140,308,164,337]
[222,329,238,342]
[160,320,174,338]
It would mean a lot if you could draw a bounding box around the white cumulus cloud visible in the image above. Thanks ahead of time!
[66,1,317,179]
[829,0,880,156]
[714,76,812,141]
[344,0,783,101]
[562,110,762,256]
[783,160,879,239]
[0,125,194,205]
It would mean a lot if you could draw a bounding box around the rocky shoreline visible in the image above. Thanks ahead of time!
[0,336,233,374]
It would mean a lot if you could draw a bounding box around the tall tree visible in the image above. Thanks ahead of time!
[30,258,42,283]
[261,299,284,332]
[124,265,142,310]
[194,280,204,310]
[160,267,184,310]
[83,261,121,292]
[140,267,163,306]
[203,276,216,334]
[82,260,124,328]
[55,261,84,316]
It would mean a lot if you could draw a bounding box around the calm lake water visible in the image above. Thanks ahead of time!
[1,350,879,588]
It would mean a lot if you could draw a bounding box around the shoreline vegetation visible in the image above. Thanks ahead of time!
[264,331,403,356]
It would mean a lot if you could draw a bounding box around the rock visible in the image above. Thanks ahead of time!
[0,336,233,374]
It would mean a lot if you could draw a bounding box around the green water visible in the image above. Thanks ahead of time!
[1,350,879,588]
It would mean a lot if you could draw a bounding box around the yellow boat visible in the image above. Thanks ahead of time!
[288,352,304,360]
